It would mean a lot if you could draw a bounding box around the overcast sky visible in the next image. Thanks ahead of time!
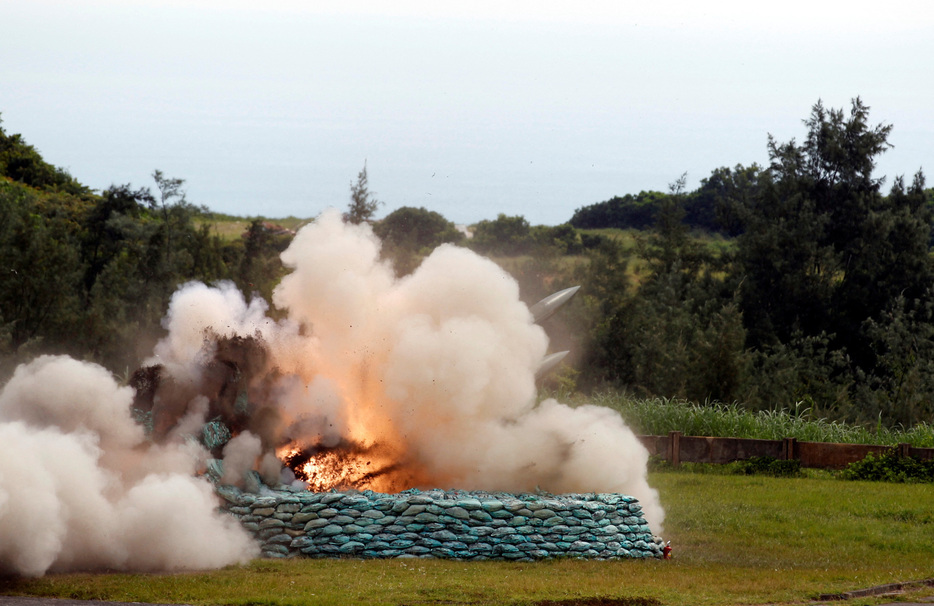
[2,0,932,225]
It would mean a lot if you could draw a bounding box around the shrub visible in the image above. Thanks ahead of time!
[732,456,801,478]
[840,450,934,483]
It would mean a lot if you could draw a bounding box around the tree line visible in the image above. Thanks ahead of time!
[0,115,290,376]
[3,99,934,427]
[569,99,934,427]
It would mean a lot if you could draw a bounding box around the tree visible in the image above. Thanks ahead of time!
[374,206,462,252]
[582,175,748,402]
[733,98,934,421]
[373,206,463,275]
[0,181,84,355]
[236,220,288,302]
[151,169,186,273]
[531,224,583,255]
[344,163,382,224]
[643,173,701,274]
[80,184,151,295]
[738,99,933,350]
[688,164,763,235]
[470,214,533,256]
[569,191,669,230]
[0,115,91,196]
[0,127,241,376]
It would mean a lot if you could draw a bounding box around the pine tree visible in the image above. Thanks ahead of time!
[344,163,382,225]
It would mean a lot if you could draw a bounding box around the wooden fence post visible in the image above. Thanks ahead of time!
[898,443,910,458]
[669,431,682,466]
[782,437,797,461]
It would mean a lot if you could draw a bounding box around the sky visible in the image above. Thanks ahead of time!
[1,0,932,226]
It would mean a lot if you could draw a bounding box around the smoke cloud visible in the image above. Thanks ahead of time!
[0,208,663,576]
[0,356,258,576]
[151,210,663,525]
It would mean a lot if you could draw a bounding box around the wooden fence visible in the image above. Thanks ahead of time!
[638,431,934,469]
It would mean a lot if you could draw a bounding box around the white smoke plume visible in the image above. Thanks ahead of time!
[0,356,259,576]
[0,208,663,577]
[220,432,263,488]
[148,209,664,529]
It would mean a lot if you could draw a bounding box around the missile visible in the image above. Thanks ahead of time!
[536,350,569,379]
[530,285,581,324]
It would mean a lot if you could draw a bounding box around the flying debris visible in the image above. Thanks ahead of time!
[530,286,580,324]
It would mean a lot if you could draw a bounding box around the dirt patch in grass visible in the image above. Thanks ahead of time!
[398,600,661,606]
[530,598,661,606]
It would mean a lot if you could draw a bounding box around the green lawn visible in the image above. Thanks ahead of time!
[2,471,932,606]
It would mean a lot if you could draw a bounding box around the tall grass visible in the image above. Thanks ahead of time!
[582,392,934,447]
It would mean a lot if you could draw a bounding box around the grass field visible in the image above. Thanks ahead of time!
[3,470,932,606]
[194,216,312,241]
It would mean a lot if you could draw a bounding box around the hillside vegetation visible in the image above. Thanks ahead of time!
[3,99,934,430]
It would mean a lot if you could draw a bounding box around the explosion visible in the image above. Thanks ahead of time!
[278,440,400,492]
[0,209,663,576]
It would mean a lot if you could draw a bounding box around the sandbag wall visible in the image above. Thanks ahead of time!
[217,485,663,560]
